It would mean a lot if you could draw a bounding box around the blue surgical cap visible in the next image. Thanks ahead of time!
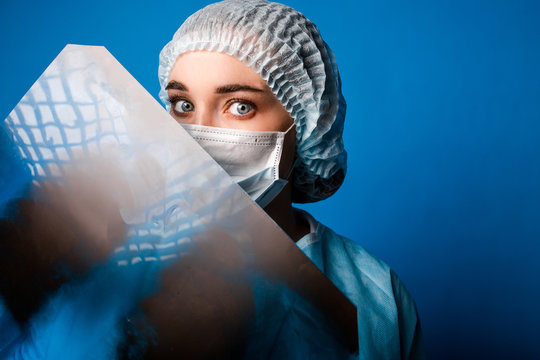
[158,0,347,203]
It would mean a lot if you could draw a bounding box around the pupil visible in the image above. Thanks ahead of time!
[182,102,192,111]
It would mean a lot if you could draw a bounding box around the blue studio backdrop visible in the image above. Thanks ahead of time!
[1,0,539,359]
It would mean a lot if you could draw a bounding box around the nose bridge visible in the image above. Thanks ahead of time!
[194,103,214,127]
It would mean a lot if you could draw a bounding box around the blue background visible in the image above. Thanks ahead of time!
[1,0,539,358]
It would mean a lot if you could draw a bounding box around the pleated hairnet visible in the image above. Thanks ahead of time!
[158,0,347,203]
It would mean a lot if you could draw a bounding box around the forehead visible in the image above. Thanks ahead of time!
[169,51,267,88]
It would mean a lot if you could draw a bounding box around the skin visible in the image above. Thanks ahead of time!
[167,51,310,242]
[134,51,313,357]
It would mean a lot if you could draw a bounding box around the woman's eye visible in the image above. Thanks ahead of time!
[173,99,194,113]
[229,101,253,116]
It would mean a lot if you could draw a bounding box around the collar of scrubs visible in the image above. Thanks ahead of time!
[293,209,321,250]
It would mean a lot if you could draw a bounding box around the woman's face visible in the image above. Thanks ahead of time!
[166,51,293,132]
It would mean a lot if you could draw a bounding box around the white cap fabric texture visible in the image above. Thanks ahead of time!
[158,0,347,203]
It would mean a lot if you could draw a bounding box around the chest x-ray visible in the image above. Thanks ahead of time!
[0,45,357,359]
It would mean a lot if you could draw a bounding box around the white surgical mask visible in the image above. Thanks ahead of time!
[181,123,295,208]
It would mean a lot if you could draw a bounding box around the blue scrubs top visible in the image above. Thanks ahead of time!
[296,210,426,360]
[0,211,425,360]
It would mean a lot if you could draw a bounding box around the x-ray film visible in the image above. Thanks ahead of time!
[0,45,358,359]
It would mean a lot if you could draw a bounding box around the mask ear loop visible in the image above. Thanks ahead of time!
[284,156,300,181]
[283,122,296,134]
[281,121,298,181]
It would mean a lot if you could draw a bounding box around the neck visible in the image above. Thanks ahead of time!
[263,182,310,242]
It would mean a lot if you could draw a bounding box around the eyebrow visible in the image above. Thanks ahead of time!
[165,81,265,94]
[165,81,188,91]
[215,84,265,94]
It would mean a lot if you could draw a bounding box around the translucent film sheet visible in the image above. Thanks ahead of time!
[0,45,358,359]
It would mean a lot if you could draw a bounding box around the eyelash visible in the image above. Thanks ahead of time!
[224,98,257,118]
[168,96,257,118]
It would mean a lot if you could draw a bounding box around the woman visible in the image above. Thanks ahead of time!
[158,0,425,359]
